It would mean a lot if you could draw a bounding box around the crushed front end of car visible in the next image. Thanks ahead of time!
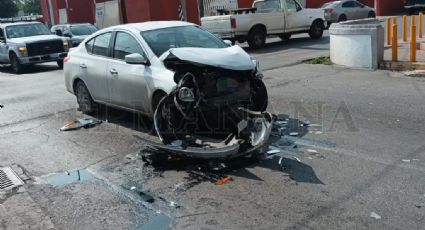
[140,46,273,159]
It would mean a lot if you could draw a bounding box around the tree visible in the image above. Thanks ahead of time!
[16,0,41,15]
[0,0,18,18]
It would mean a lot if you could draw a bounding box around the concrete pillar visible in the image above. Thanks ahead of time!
[375,0,382,16]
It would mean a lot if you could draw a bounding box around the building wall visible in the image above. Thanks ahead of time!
[67,0,95,24]
[125,0,151,23]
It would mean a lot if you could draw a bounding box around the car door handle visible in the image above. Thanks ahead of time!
[80,64,87,69]
[109,69,118,75]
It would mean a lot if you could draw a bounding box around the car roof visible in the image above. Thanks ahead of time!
[0,21,42,27]
[54,23,93,27]
[108,21,194,32]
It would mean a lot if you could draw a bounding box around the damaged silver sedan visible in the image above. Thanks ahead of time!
[64,21,272,159]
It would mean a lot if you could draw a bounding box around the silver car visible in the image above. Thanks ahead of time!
[322,0,376,24]
[64,21,272,159]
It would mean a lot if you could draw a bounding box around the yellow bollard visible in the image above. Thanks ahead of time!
[419,12,424,38]
[392,25,398,61]
[387,18,392,45]
[411,25,417,62]
[403,15,408,42]
[393,17,398,26]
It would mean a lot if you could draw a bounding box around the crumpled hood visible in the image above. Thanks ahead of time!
[160,45,256,71]
[7,34,63,44]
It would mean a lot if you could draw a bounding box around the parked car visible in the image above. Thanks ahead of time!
[51,23,98,47]
[64,21,271,159]
[0,21,69,73]
[404,0,425,15]
[322,0,376,25]
[201,0,325,49]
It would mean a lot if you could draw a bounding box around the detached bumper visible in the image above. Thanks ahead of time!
[19,52,68,64]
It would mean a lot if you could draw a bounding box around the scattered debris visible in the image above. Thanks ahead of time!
[130,186,136,190]
[404,70,425,78]
[267,146,281,155]
[306,149,318,153]
[60,118,102,131]
[315,131,323,135]
[370,212,381,220]
[289,132,299,136]
[415,204,423,209]
[402,159,411,163]
[42,169,94,186]
[214,176,233,185]
[137,190,155,203]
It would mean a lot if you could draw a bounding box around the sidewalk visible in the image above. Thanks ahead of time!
[381,37,425,71]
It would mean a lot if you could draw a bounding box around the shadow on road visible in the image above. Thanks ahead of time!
[0,63,61,74]
[242,36,330,54]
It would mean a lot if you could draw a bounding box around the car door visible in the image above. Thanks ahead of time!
[0,28,8,63]
[253,0,285,33]
[79,32,112,103]
[341,1,356,20]
[284,0,310,32]
[354,1,369,19]
[107,31,150,112]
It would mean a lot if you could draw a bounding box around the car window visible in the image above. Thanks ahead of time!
[254,0,281,13]
[5,23,51,38]
[85,38,95,54]
[342,1,355,7]
[113,32,145,60]
[141,26,227,57]
[286,0,301,12]
[92,32,112,57]
[354,1,364,7]
[70,25,98,36]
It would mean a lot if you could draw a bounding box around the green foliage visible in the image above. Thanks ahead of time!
[16,0,41,15]
[0,0,18,18]
[304,56,333,65]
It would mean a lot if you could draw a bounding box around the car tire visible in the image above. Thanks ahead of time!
[279,34,291,41]
[368,11,376,18]
[309,20,324,40]
[57,60,64,69]
[338,14,347,22]
[248,27,266,49]
[75,80,95,114]
[152,91,167,113]
[9,53,24,74]
[252,79,268,112]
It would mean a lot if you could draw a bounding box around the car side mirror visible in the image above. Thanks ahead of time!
[125,53,150,65]
[223,40,233,46]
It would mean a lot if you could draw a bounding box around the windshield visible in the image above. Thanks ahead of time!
[6,23,51,38]
[141,26,227,56]
[70,25,98,36]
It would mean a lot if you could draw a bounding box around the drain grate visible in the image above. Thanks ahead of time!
[0,167,24,190]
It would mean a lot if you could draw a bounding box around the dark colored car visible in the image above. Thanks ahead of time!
[405,0,425,15]
[51,23,98,47]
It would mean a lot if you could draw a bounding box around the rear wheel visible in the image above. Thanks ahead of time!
[279,34,291,41]
[248,27,266,49]
[338,14,347,22]
[9,53,24,74]
[75,80,95,114]
[368,11,376,18]
[309,20,324,39]
[57,60,64,69]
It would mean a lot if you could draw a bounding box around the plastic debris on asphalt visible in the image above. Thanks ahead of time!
[370,212,381,220]
[306,149,318,153]
[289,132,299,136]
[214,176,233,185]
[60,118,102,131]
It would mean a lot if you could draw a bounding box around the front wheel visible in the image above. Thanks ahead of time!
[75,80,95,114]
[309,20,324,39]
[248,27,266,49]
[10,53,24,74]
[368,11,376,18]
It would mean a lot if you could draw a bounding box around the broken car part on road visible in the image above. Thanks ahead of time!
[60,118,102,131]
[138,46,272,159]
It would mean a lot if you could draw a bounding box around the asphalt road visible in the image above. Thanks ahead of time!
[1,32,424,230]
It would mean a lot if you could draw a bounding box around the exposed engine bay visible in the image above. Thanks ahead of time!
[141,46,273,159]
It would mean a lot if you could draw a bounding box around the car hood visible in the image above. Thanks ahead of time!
[160,45,256,71]
[8,34,63,44]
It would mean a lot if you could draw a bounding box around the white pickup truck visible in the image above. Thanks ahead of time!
[201,0,325,49]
